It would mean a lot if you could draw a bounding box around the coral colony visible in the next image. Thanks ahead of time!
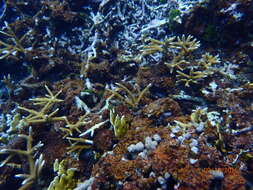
[0,0,253,190]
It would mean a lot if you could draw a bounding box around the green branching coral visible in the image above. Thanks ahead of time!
[47,159,79,190]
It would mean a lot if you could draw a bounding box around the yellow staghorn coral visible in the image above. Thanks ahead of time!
[172,34,200,55]
[140,36,175,56]
[107,82,151,108]
[141,34,222,87]
[199,52,221,69]
[18,85,65,126]
[0,127,45,190]
[0,22,28,59]
[176,70,208,87]
[65,137,92,155]
[60,114,90,137]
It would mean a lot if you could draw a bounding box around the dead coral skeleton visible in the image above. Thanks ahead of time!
[0,127,45,190]
[79,120,109,137]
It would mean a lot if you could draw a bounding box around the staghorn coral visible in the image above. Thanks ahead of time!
[0,127,45,190]
[141,36,176,56]
[176,70,209,87]
[58,114,109,155]
[60,114,90,137]
[172,35,200,55]
[65,137,92,155]
[15,84,110,158]
[107,82,151,108]
[199,53,221,69]
[0,22,28,59]
[141,34,222,87]
[141,34,200,57]
[18,85,65,127]
[2,74,15,98]
[0,112,22,144]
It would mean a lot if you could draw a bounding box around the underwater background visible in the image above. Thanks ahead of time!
[0,0,253,189]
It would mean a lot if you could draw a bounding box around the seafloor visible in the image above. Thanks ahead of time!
[0,0,253,190]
